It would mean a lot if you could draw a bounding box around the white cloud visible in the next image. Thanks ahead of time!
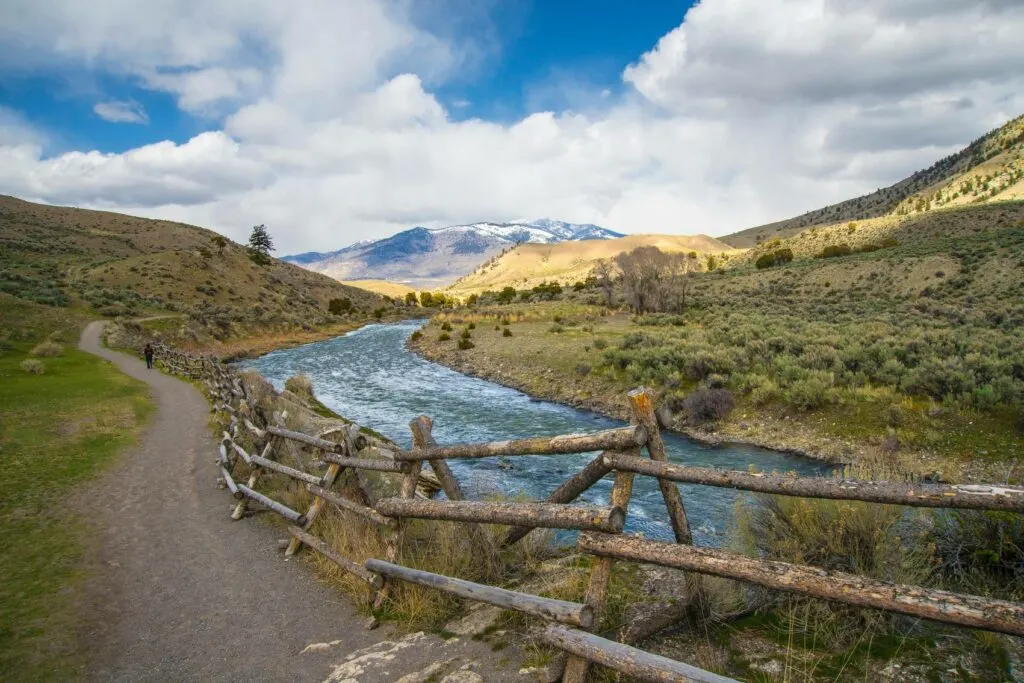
[0,0,1023,253]
[93,99,149,124]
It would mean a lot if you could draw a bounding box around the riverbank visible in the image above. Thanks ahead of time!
[408,311,1017,482]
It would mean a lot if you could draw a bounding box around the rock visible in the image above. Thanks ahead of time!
[364,615,380,630]
[443,605,503,636]
[276,539,290,550]
[440,671,483,683]
[395,661,448,683]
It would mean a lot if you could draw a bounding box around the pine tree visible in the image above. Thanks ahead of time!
[247,224,274,265]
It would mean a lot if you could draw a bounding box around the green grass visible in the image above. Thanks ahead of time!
[0,295,153,679]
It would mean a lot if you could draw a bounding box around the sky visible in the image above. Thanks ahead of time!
[1,0,1023,254]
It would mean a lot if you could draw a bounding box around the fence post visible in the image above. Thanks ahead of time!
[284,431,347,558]
[628,388,692,544]
[373,416,428,609]
[563,446,640,683]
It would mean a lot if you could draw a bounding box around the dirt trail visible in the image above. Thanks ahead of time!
[77,322,532,683]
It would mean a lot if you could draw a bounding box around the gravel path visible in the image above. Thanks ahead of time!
[76,322,533,683]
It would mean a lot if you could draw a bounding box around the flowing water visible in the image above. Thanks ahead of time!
[240,320,829,544]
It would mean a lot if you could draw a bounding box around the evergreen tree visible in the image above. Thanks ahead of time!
[247,224,274,265]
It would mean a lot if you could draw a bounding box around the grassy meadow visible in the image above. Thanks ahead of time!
[0,295,152,679]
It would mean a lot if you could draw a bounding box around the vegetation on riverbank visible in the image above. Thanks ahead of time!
[0,295,152,680]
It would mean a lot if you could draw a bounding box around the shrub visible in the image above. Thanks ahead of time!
[438,332,451,342]
[816,243,853,259]
[575,363,591,376]
[410,330,423,342]
[20,359,45,374]
[468,322,476,330]
[457,338,474,350]
[786,374,833,411]
[460,329,472,340]
[502,328,513,337]
[284,373,314,399]
[328,297,352,314]
[441,321,453,331]
[593,338,607,350]
[755,248,794,269]
[548,323,564,333]
[681,388,734,426]
[30,340,63,357]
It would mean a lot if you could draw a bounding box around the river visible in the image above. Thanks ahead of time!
[240,320,828,544]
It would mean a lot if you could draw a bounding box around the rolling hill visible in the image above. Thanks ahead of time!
[0,195,386,345]
[448,233,735,295]
[723,114,1024,248]
[282,219,623,289]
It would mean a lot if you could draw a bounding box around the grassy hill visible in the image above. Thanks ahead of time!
[341,279,418,299]
[0,196,389,349]
[449,233,735,295]
[723,114,1024,248]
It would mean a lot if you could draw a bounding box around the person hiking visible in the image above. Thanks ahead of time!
[144,343,154,369]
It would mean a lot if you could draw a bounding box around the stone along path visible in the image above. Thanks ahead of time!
[77,322,534,683]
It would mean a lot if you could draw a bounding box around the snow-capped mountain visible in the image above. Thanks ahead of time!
[281,219,623,289]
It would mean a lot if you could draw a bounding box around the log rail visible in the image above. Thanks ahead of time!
[140,337,1024,683]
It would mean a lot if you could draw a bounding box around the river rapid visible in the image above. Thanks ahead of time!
[241,320,828,544]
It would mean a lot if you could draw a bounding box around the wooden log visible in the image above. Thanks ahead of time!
[231,442,253,466]
[323,453,410,473]
[563,448,639,683]
[237,485,306,525]
[250,453,323,486]
[628,388,691,545]
[220,466,242,499]
[602,454,1024,513]
[411,417,466,501]
[376,498,625,533]
[232,443,272,520]
[288,527,383,589]
[503,452,613,547]
[543,625,736,683]
[217,442,231,468]
[243,418,266,440]
[266,426,343,453]
[365,559,593,628]
[392,425,648,461]
[578,531,1024,637]
[308,484,396,528]
[375,419,426,610]
[286,461,343,558]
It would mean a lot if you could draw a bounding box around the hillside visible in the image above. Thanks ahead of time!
[341,279,418,298]
[723,114,1024,248]
[282,219,623,289]
[0,195,387,347]
[448,233,734,294]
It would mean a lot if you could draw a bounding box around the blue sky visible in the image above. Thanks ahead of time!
[1,0,1022,252]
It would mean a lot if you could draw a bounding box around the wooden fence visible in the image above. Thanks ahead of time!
[147,340,1024,683]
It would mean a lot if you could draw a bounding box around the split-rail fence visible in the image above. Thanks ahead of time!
[149,340,1024,683]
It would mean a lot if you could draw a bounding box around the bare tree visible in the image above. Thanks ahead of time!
[592,258,615,307]
[615,247,699,314]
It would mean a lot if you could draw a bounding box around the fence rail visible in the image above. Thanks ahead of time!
[141,337,1024,683]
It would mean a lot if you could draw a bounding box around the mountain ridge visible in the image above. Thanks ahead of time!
[282,218,624,289]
